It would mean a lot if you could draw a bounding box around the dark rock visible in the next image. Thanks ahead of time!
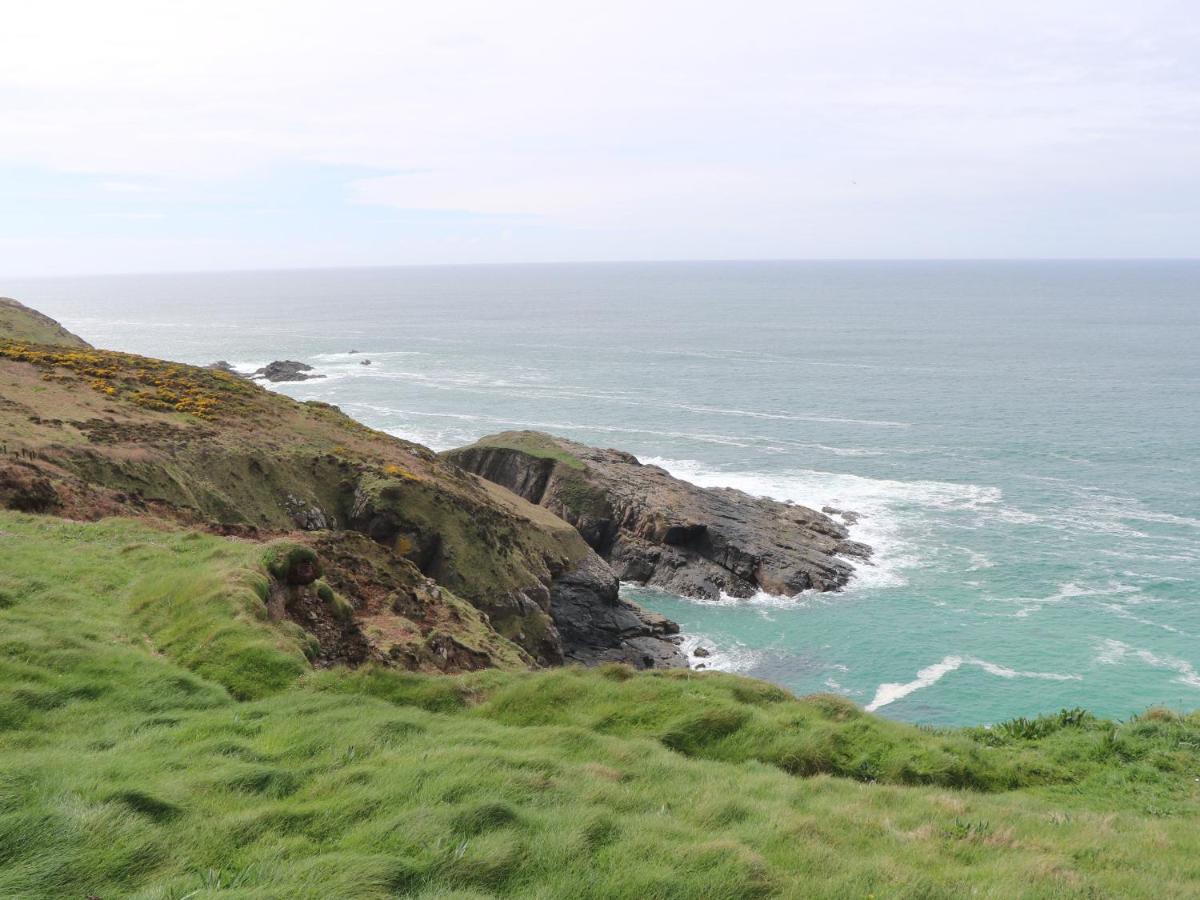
[251,360,326,383]
[693,646,711,658]
[836,539,872,560]
[823,505,862,525]
[284,492,331,530]
[445,432,872,601]
[207,360,237,374]
[360,359,372,366]
[550,553,686,669]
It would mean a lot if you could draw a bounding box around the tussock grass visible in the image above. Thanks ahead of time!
[2,510,1200,898]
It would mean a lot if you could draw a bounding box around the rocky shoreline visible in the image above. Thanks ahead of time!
[174,359,884,670]
[445,431,872,602]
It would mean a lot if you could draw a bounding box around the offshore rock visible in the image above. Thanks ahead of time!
[252,360,325,382]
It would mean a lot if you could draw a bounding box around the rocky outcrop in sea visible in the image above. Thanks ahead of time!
[445,431,871,601]
[251,360,325,382]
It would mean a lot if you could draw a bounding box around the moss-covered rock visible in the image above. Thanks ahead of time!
[263,543,321,585]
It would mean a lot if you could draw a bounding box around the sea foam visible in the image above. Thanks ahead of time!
[1095,640,1200,689]
[641,456,1001,592]
[865,656,1081,712]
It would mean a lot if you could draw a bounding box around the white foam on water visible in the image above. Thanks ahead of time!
[1101,603,1189,637]
[957,547,995,571]
[641,456,1001,591]
[865,655,1082,712]
[1006,581,1141,618]
[991,488,1197,542]
[670,404,912,429]
[228,360,270,373]
[677,633,763,674]
[311,350,428,361]
[1094,639,1200,688]
[823,677,863,696]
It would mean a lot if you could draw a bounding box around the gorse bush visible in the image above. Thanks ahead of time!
[0,338,254,418]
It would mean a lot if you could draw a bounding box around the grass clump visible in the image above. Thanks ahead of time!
[316,579,355,622]
[263,541,321,584]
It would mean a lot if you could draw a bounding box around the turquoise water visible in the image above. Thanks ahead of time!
[9,261,1198,725]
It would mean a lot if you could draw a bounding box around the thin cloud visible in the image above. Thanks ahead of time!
[0,0,1197,274]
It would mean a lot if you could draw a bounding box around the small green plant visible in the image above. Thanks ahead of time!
[316,579,354,622]
[942,818,992,841]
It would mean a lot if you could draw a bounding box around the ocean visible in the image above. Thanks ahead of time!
[8,260,1198,726]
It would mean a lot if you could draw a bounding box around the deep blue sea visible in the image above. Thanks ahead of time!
[9,261,1198,725]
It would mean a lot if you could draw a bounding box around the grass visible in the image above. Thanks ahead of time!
[0,298,91,348]
[0,337,256,418]
[2,509,1200,898]
[470,431,587,470]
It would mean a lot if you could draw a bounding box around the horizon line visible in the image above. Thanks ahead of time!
[6,256,1199,282]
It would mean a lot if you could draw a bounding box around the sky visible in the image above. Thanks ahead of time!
[1,0,1198,276]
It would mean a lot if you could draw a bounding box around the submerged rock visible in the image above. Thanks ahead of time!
[445,431,872,601]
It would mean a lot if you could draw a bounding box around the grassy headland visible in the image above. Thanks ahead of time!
[1,299,1198,898]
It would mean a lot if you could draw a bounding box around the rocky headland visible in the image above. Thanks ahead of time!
[0,300,681,673]
[444,431,872,600]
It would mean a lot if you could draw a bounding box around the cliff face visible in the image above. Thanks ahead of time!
[0,303,682,672]
[445,432,872,600]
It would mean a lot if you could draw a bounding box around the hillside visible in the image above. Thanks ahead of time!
[0,296,93,347]
[2,300,1199,897]
[3,508,1200,898]
[0,299,678,669]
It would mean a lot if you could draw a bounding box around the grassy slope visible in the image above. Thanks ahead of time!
[0,327,597,660]
[0,298,91,347]
[466,431,587,470]
[2,510,1199,899]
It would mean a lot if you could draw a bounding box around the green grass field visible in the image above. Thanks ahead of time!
[2,510,1199,898]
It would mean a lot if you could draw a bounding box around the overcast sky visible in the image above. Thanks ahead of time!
[1,1,1197,275]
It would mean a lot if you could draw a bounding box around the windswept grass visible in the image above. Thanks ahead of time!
[469,431,587,470]
[2,510,1200,898]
